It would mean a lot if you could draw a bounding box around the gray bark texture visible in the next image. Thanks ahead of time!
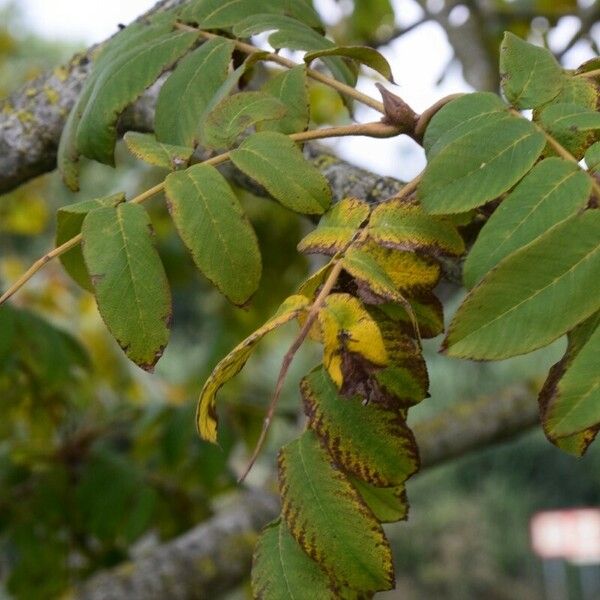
[75,383,539,600]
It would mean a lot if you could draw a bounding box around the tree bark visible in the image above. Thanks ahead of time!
[75,383,539,599]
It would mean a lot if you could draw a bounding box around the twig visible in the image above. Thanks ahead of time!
[237,258,345,483]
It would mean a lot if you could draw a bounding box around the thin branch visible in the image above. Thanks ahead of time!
[237,258,345,483]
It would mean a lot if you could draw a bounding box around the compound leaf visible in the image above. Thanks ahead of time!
[164,164,261,306]
[196,295,309,443]
[82,203,172,371]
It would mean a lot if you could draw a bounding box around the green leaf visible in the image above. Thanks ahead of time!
[258,65,310,135]
[229,131,331,214]
[182,0,323,30]
[252,520,335,600]
[304,46,394,82]
[419,115,546,214]
[164,164,261,305]
[58,18,175,190]
[155,37,235,147]
[444,211,600,359]
[368,200,465,257]
[500,32,563,109]
[82,203,172,370]
[202,91,288,149]
[233,15,357,87]
[538,102,600,158]
[318,294,388,388]
[540,312,600,455]
[350,478,408,523]
[586,141,600,172]
[56,193,125,291]
[423,92,506,157]
[298,197,370,255]
[302,367,419,486]
[196,295,309,443]
[279,430,394,594]
[464,158,591,288]
[77,30,197,165]
[123,132,193,170]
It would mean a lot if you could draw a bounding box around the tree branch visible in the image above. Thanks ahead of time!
[0,0,186,195]
[75,383,539,599]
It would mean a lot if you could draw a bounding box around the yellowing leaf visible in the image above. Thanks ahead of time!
[297,197,370,255]
[278,430,394,594]
[343,242,441,298]
[540,312,600,456]
[368,199,465,257]
[302,367,419,487]
[196,295,309,443]
[317,293,387,388]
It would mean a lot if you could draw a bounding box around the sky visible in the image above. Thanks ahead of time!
[1,0,594,179]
